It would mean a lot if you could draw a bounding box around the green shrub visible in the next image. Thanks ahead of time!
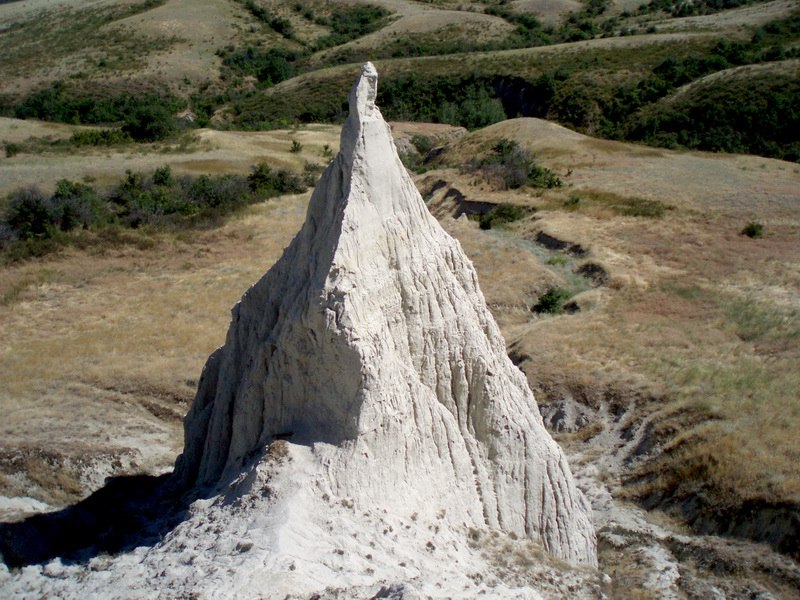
[478,203,529,230]
[186,174,250,212]
[564,194,581,209]
[220,47,297,86]
[4,142,21,157]
[741,221,763,238]
[122,103,177,142]
[378,75,507,129]
[532,287,573,314]
[314,4,391,50]
[303,162,325,186]
[2,162,307,261]
[248,163,306,197]
[52,179,108,231]
[240,0,295,38]
[468,139,562,190]
[69,128,132,146]
[152,165,174,186]
[399,151,425,173]
[290,139,303,153]
[436,87,507,129]
[14,82,184,128]
[410,135,434,155]
[3,187,59,240]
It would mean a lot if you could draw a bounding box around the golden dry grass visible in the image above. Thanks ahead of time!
[0,120,340,196]
[0,195,309,505]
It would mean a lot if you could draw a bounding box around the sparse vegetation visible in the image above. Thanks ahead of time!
[1,163,307,261]
[564,189,670,217]
[741,221,764,238]
[467,139,562,190]
[238,0,295,39]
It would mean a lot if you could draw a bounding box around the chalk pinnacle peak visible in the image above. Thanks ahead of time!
[0,61,597,600]
[351,61,378,118]
[175,63,596,571]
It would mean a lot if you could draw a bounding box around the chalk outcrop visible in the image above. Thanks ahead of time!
[176,62,595,566]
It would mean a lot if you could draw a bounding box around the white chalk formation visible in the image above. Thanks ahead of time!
[176,62,596,567]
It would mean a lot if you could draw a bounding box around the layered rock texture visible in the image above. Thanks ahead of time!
[176,62,595,566]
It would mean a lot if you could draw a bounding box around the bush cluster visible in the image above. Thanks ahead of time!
[247,163,306,197]
[69,129,133,146]
[741,222,763,238]
[398,135,437,173]
[379,75,508,130]
[14,82,183,142]
[467,139,563,191]
[532,287,573,314]
[2,181,105,242]
[1,163,307,260]
[219,47,297,87]
[313,4,391,50]
[477,203,530,230]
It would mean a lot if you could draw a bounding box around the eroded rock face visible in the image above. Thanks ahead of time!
[176,62,596,566]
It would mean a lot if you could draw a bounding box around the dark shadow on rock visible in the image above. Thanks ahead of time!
[0,472,189,569]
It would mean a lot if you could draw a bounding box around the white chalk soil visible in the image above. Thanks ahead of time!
[0,440,602,599]
[542,395,800,599]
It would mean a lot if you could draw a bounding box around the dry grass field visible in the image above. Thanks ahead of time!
[434,119,800,489]
[0,118,340,196]
[1,0,799,594]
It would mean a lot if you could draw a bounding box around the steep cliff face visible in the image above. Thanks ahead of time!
[176,62,596,566]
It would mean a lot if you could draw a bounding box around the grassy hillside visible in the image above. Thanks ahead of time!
[1,0,798,159]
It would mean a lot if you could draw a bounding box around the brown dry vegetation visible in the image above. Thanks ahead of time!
[425,118,800,545]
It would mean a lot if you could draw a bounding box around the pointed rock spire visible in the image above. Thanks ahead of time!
[175,63,596,566]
